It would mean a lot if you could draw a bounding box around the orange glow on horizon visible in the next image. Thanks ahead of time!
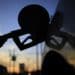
[0,51,41,72]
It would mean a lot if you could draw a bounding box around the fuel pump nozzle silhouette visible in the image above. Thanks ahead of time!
[0,4,75,51]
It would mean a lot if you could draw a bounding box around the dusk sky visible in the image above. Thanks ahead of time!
[0,0,75,73]
[0,0,59,72]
